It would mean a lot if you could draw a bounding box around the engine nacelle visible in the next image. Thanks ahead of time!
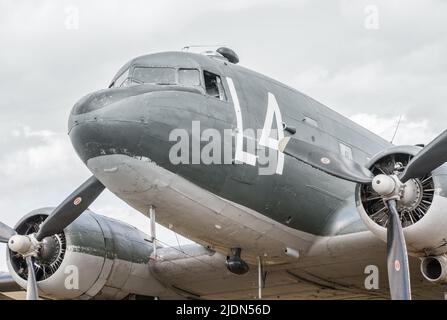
[6,208,175,299]
[355,146,447,256]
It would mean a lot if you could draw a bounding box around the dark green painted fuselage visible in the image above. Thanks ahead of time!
[68,51,390,236]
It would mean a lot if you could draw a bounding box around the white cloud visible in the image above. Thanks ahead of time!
[1,126,74,179]
[349,113,437,146]
[293,52,447,135]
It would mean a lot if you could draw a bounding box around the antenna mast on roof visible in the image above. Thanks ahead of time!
[390,115,403,144]
[182,44,226,51]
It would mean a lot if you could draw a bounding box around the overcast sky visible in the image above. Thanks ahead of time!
[0,0,446,271]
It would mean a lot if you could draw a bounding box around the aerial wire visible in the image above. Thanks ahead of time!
[390,114,402,144]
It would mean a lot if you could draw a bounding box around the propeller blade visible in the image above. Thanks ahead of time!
[0,221,16,243]
[400,130,447,183]
[25,256,38,300]
[385,199,411,300]
[279,137,374,184]
[35,176,105,241]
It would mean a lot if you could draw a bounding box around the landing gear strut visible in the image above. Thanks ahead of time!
[149,205,157,259]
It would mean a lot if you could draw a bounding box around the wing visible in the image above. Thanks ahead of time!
[151,238,443,300]
[0,272,24,300]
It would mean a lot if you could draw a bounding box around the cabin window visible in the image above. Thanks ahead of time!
[303,116,318,127]
[204,71,226,100]
[339,142,353,160]
[133,67,176,85]
[178,68,201,86]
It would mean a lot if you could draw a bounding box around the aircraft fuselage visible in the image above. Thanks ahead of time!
[68,51,391,256]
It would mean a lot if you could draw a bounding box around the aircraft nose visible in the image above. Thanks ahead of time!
[68,88,146,163]
[68,88,174,168]
[71,89,135,115]
[68,85,203,167]
[71,92,98,115]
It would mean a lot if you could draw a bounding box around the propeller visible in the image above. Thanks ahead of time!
[386,199,411,300]
[400,130,447,183]
[25,256,38,300]
[0,222,16,243]
[278,137,374,184]
[279,130,447,300]
[0,175,104,300]
[36,175,105,241]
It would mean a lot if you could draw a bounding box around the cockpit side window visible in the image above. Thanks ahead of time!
[178,69,200,86]
[111,68,130,88]
[204,71,226,101]
[133,67,176,85]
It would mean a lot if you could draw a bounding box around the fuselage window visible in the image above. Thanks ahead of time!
[179,69,201,86]
[133,67,176,85]
[303,116,318,127]
[204,71,226,101]
[112,68,130,88]
[339,142,353,160]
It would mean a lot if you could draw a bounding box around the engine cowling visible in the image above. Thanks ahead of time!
[6,208,175,299]
[355,145,447,256]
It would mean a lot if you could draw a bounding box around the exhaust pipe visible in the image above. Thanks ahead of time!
[420,255,447,283]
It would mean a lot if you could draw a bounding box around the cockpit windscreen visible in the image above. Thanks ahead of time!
[111,66,202,88]
[133,67,176,85]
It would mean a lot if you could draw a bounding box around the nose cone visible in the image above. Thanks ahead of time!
[71,92,101,115]
[68,97,146,165]
[68,87,177,167]
[71,88,140,116]
[68,85,207,171]
[8,235,32,255]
